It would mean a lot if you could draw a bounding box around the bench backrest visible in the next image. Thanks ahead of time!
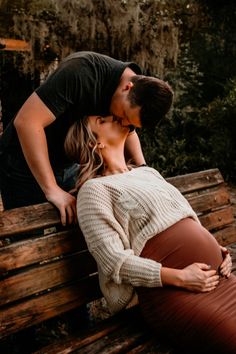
[0,168,235,338]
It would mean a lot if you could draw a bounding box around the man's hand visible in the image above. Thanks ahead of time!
[219,246,232,278]
[46,186,77,226]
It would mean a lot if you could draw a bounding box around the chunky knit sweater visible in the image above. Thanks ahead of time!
[77,167,199,313]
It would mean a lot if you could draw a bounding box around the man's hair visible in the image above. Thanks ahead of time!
[128,76,173,128]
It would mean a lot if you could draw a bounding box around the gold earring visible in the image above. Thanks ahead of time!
[98,142,105,149]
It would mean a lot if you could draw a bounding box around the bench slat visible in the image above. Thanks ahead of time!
[0,252,97,306]
[166,168,224,193]
[213,224,236,245]
[187,186,230,213]
[34,323,125,354]
[0,203,60,237]
[77,324,149,354]
[199,206,234,231]
[0,230,86,273]
[0,275,102,338]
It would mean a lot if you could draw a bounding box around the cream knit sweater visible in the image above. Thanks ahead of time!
[77,167,199,313]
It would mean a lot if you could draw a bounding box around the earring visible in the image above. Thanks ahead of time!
[98,142,105,149]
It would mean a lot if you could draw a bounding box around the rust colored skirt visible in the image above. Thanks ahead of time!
[137,218,236,354]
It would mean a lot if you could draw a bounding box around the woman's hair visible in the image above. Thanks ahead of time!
[64,116,103,189]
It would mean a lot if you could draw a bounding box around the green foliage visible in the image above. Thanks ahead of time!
[141,79,236,181]
[200,80,236,181]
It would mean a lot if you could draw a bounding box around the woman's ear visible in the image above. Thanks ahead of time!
[97,142,105,149]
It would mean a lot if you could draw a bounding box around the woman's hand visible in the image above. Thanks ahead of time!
[179,263,220,292]
[219,246,232,278]
[161,263,220,292]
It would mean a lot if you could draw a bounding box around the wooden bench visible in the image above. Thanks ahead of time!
[1,168,236,354]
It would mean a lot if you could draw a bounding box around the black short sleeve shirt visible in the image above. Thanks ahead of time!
[35,51,142,169]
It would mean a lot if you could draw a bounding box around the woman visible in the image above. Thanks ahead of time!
[64,115,235,354]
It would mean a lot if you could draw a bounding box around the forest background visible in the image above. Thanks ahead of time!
[0,0,236,181]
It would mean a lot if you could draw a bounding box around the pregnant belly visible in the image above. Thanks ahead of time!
[141,218,223,271]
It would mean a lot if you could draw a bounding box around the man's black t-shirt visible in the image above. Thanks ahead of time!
[1,51,141,172]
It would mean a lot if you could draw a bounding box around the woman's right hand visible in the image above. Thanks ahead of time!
[179,263,220,292]
[161,263,220,292]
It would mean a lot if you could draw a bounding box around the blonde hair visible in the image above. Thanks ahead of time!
[64,117,104,189]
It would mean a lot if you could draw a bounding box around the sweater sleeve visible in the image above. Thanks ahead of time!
[77,182,162,288]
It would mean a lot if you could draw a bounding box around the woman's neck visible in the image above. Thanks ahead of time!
[102,152,129,176]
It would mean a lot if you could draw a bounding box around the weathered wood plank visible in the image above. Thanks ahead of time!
[0,229,86,273]
[0,275,102,339]
[199,206,234,231]
[76,325,148,354]
[0,252,97,306]
[126,339,170,354]
[187,186,231,214]
[167,168,224,194]
[34,323,124,354]
[0,203,60,237]
[213,224,236,246]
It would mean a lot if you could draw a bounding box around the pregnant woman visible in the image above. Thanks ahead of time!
[64,115,235,354]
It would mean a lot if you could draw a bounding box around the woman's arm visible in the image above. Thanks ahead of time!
[161,263,220,292]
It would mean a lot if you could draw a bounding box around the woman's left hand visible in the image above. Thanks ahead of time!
[219,246,232,278]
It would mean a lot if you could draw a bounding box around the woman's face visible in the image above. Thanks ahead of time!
[88,115,130,146]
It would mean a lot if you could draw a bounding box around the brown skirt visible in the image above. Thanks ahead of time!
[137,218,236,354]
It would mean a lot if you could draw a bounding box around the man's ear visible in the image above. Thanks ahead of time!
[122,81,134,92]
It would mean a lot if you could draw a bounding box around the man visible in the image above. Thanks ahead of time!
[0,51,173,225]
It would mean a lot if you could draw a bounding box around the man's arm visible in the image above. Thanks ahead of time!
[124,131,146,166]
[14,92,77,225]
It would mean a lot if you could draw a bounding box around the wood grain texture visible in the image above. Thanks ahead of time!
[0,229,86,273]
[0,275,101,338]
[166,168,224,193]
[0,251,97,305]
[0,202,60,237]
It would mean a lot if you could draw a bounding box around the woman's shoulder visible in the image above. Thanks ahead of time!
[77,177,103,195]
[135,166,164,179]
[77,175,117,199]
